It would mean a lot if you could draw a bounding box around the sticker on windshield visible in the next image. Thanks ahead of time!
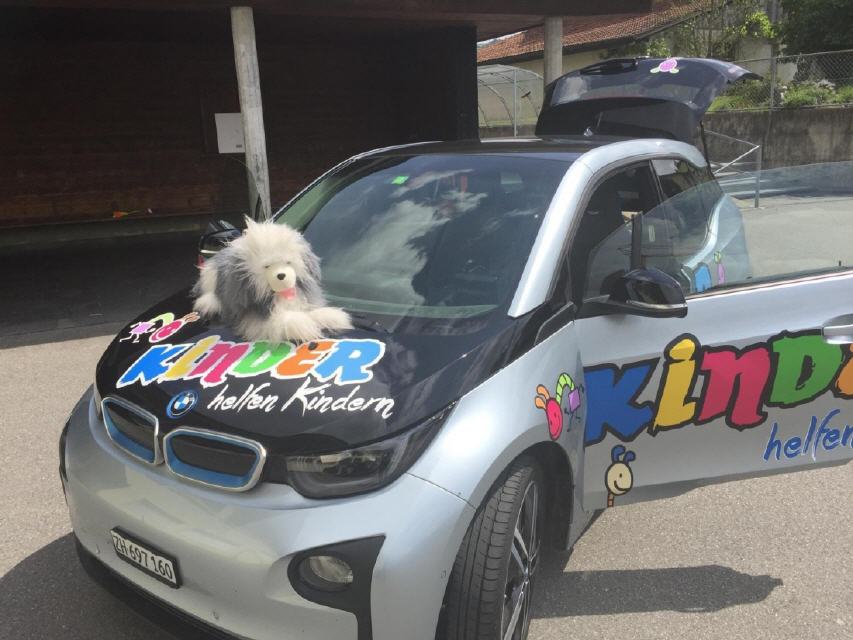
[651,58,680,74]
[714,251,727,284]
[693,263,712,292]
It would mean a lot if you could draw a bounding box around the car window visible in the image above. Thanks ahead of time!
[569,163,660,301]
[590,161,853,296]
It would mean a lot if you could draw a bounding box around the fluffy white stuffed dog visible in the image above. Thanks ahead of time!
[193,218,352,343]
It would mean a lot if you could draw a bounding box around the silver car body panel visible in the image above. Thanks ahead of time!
[66,396,474,640]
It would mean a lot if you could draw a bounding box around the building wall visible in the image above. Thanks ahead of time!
[1,38,244,227]
[506,48,606,78]
[0,11,476,228]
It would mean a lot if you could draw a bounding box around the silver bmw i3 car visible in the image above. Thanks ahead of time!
[60,58,853,640]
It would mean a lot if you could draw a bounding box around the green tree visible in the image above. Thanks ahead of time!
[778,0,853,54]
[605,0,766,61]
[668,0,770,60]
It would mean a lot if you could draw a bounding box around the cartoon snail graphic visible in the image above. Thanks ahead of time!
[605,445,636,507]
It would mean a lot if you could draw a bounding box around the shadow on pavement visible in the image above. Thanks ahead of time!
[0,534,173,640]
[2,539,785,638]
[533,550,783,618]
[0,235,197,349]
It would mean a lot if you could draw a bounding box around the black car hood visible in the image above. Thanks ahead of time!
[96,290,520,454]
[536,57,759,143]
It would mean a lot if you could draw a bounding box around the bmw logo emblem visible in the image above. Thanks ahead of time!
[167,390,198,419]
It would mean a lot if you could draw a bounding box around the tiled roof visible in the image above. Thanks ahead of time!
[477,0,711,64]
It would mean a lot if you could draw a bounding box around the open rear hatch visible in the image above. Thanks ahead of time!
[536,57,759,143]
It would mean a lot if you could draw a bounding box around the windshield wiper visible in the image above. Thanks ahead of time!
[348,312,390,333]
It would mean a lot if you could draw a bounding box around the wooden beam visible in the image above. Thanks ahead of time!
[1,1,655,40]
[1,1,654,19]
[231,6,270,220]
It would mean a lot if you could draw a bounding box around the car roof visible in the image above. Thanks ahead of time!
[364,135,702,165]
[365,136,627,161]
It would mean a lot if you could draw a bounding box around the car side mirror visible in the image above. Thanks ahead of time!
[602,267,687,318]
[198,220,242,264]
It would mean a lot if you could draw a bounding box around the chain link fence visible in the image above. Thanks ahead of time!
[711,48,853,111]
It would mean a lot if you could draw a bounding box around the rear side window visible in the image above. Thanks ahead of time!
[652,158,723,255]
[643,158,746,294]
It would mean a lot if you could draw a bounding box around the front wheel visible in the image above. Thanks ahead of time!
[443,457,543,640]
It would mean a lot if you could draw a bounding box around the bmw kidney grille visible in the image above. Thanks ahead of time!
[101,397,266,491]
[163,427,267,492]
[102,396,161,464]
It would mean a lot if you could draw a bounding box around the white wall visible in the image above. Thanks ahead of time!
[506,48,608,79]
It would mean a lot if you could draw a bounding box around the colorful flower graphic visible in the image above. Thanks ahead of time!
[651,58,680,74]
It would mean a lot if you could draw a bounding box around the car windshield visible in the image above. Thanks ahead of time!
[274,153,571,325]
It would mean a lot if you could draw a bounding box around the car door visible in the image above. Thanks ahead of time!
[571,158,853,511]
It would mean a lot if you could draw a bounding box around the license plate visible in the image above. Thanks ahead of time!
[110,528,181,588]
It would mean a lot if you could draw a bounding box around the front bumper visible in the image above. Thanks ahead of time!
[63,392,474,640]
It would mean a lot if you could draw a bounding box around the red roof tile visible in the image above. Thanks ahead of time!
[477,0,711,63]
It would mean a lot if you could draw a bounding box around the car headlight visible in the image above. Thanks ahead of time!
[284,405,453,499]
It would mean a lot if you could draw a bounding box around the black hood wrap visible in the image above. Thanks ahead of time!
[96,290,529,455]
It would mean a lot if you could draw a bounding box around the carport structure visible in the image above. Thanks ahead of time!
[0,1,650,231]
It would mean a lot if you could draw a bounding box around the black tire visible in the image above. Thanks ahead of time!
[443,457,543,640]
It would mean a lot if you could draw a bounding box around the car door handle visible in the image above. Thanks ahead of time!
[822,314,853,344]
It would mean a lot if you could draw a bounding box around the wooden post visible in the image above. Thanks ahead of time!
[543,17,563,87]
[231,6,271,220]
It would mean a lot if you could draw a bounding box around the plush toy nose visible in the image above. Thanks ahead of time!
[265,263,296,292]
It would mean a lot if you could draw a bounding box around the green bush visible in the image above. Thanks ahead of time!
[708,95,746,112]
[832,85,853,104]
[708,79,772,111]
[709,80,853,110]
[782,82,836,108]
